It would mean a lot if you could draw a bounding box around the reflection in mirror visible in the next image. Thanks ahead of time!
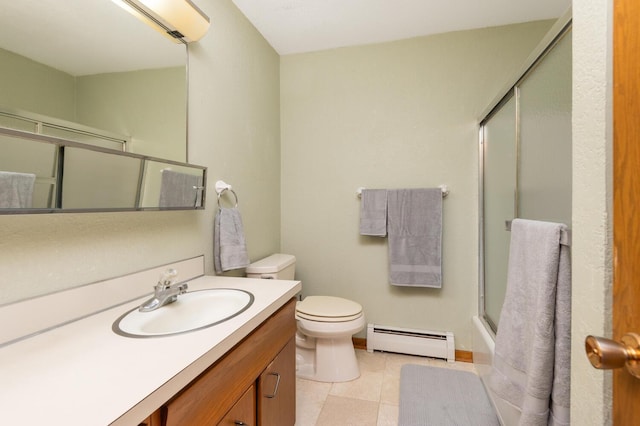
[0,133,57,209]
[143,161,205,209]
[63,148,142,210]
[0,107,129,152]
[0,127,206,212]
[0,0,208,213]
[0,0,187,160]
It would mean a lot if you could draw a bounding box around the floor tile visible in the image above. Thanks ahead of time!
[296,378,332,426]
[377,403,399,426]
[383,351,432,376]
[329,368,384,402]
[380,372,401,406]
[356,349,387,373]
[296,348,477,425]
[315,395,379,426]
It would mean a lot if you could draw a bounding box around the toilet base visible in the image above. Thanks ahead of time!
[296,335,360,382]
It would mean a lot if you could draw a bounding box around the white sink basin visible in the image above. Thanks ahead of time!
[113,288,254,337]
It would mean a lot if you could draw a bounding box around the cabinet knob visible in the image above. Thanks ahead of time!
[234,422,246,425]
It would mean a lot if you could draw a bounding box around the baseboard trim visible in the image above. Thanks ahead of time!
[353,337,367,350]
[352,337,473,363]
[455,349,473,363]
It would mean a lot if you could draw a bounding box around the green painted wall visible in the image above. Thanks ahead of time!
[280,21,554,348]
[0,48,75,120]
[0,0,281,304]
[76,67,187,161]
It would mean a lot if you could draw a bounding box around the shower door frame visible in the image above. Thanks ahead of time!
[477,12,573,334]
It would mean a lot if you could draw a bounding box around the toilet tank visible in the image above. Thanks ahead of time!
[246,254,296,280]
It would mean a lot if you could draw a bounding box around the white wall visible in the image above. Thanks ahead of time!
[0,0,281,305]
[571,0,614,423]
[280,21,553,348]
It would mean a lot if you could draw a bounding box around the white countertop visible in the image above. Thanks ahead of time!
[0,275,301,425]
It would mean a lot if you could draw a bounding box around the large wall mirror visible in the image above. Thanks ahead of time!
[0,0,206,212]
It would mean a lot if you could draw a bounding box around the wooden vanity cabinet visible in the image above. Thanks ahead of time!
[157,298,296,426]
[218,384,256,426]
[257,338,296,425]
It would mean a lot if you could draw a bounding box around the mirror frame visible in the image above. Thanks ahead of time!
[0,126,206,214]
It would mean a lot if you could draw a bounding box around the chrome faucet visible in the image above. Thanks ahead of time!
[139,269,188,312]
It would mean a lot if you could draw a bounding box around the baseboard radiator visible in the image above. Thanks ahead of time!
[366,323,455,362]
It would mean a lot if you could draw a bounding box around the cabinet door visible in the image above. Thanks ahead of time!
[218,384,256,426]
[164,300,296,426]
[138,409,161,426]
[257,338,296,426]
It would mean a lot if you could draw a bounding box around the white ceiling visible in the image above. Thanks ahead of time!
[0,0,570,77]
[232,0,571,55]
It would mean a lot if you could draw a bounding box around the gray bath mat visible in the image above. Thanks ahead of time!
[399,364,499,426]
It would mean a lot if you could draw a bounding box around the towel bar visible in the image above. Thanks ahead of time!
[504,219,571,246]
[356,185,449,198]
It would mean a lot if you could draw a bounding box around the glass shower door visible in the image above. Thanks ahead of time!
[480,27,572,333]
[482,94,517,331]
[519,31,572,225]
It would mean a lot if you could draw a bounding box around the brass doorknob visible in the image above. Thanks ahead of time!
[585,333,640,378]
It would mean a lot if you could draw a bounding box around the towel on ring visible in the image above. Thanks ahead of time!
[0,171,36,208]
[387,188,442,288]
[359,189,388,236]
[214,207,250,273]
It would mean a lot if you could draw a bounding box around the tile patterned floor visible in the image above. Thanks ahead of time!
[295,349,477,426]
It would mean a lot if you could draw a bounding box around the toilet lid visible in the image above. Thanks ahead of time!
[296,296,363,322]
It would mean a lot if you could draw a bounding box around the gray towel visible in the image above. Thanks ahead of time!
[359,189,388,236]
[387,188,442,287]
[159,170,203,208]
[214,207,250,273]
[0,171,36,208]
[487,219,571,426]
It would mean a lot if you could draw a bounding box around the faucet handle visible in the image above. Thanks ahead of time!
[158,268,178,286]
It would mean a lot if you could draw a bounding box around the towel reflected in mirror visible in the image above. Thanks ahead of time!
[0,171,36,208]
[158,169,203,208]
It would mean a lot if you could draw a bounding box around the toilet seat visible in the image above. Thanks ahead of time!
[296,296,363,323]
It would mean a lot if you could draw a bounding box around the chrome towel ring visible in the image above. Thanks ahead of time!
[215,180,239,208]
[217,187,238,209]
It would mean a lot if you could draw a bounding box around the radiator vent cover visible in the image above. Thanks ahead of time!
[366,323,455,362]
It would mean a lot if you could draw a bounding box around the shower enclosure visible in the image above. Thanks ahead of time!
[479,23,572,333]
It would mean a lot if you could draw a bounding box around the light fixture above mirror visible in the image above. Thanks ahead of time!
[112,0,210,44]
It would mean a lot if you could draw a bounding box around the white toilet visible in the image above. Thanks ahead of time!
[246,254,365,383]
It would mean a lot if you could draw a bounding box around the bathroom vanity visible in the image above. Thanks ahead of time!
[143,300,296,426]
[0,257,301,425]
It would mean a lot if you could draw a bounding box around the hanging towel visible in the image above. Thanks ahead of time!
[159,170,203,208]
[487,219,571,426]
[359,189,388,236]
[387,188,442,288]
[0,171,36,208]
[214,207,250,273]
